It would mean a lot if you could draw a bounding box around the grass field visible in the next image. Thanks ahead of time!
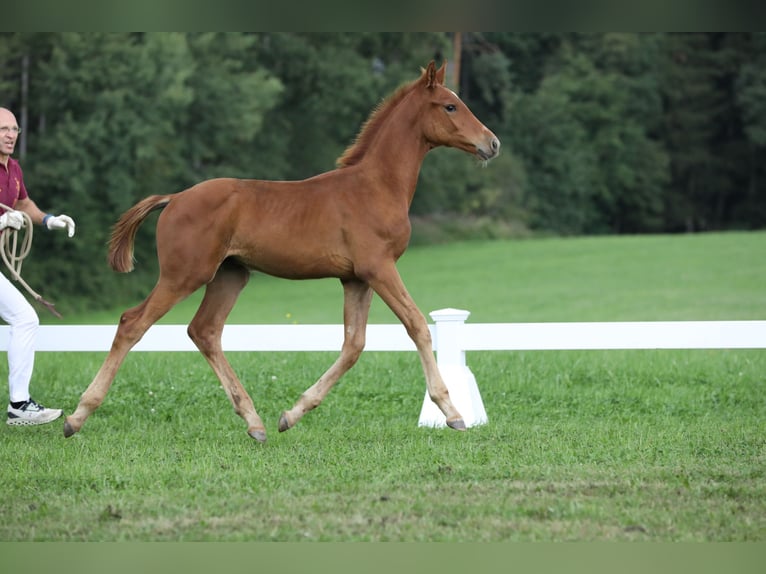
[2,231,765,541]
[62,229,765,325]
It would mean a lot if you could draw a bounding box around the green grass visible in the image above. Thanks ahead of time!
[60,230,765,325]
[3,231,766,541]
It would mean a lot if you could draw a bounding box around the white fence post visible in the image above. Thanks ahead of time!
[418,308,488,428]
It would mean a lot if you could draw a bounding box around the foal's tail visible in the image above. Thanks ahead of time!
[108,194,173,273]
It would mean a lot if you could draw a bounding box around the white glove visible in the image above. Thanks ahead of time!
[44,214,76,237]
[0,210,24,231]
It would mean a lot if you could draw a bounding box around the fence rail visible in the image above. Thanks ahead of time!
[3,313,762,355]
[2,309,764,428]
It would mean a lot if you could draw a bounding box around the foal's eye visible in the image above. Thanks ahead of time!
[444,104,457,113]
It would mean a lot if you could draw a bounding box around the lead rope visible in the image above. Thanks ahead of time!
[0,203,62,318]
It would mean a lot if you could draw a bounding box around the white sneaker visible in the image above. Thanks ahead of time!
[7,399,63,426]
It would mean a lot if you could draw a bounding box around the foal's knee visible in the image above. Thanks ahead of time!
[406,320,432,348]
[187,323,219,354]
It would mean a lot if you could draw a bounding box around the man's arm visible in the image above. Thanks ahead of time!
[14,197,48,226]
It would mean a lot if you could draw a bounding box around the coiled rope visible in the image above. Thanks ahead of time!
[0,203,61,318]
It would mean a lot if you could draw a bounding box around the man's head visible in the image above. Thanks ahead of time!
[0,108,21,161]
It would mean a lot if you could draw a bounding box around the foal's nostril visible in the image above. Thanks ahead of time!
[491,137,500,152]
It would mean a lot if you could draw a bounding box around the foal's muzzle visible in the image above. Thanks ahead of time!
[477,136,501,161]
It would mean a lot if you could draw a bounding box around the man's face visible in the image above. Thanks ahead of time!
[0,111,20,157]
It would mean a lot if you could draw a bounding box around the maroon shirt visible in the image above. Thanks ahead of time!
[0,158,29,209]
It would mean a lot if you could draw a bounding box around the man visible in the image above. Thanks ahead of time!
[0,107,75,425]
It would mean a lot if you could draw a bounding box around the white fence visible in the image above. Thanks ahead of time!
[2,308,765,428]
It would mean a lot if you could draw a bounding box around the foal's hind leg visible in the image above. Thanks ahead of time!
[279,279,373,432]
[64,284,190,437]
[187,260,267,442]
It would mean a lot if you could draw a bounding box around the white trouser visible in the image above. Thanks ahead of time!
[0,271,39,403]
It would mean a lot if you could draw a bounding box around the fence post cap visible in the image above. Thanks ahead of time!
[429,308,471,322]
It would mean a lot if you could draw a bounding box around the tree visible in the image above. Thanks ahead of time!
[507,71,598,234]
[13,33,282,310]
[250,32,449,179]
[181,33,283,182]
[575,33,668,233]
[505,35,668,234]
[735,32,766,226]
[1,33,764,313]
[658,33,756,231]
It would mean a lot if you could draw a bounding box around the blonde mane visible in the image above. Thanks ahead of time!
[336,78,420,168]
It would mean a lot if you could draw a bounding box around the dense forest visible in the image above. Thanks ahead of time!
[1,33,764,310]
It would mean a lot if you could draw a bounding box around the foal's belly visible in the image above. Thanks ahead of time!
[233,248,356,282]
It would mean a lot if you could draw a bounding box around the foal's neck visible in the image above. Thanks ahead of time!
[358,97,432,207]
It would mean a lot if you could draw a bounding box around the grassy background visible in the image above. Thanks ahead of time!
[61,230,765,325]
[2,231,765,541]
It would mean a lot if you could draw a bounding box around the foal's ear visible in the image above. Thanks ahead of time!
[423,60,447,89]
[423,60,437,88]
[435,61,447,85]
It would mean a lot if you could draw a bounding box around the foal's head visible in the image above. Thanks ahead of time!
[416,61,500,162]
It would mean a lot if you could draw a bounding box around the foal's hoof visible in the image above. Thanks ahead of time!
[63,418,77,438]
[446,418,467,431]
[248,428,267,443]
[63,422,74,438]
[278,413,291,433]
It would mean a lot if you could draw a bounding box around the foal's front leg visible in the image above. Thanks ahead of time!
[367,263,466,430]
[279,279,373,432]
